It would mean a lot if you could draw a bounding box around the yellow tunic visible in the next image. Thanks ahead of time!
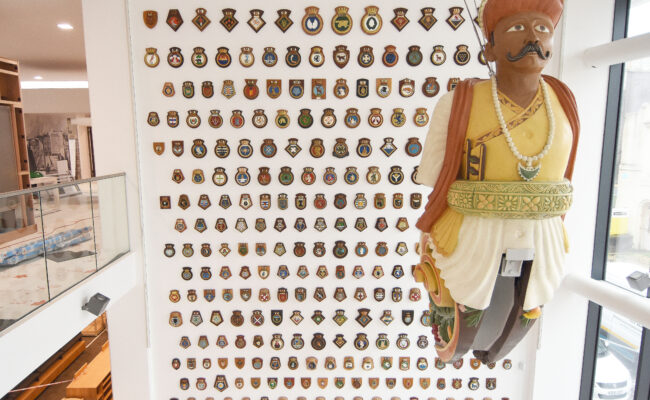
[417,79,573,310]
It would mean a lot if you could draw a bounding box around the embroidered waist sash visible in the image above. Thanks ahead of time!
[446,179,572,219]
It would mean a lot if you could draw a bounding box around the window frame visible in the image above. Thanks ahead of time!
[579,0,650,399]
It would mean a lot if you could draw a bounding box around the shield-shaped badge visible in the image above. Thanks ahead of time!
[385,377,396,389]
[266,79,281,99]
[301,377,311,389]
[220,8,238,31]
[143,10,157,28]
[403,377,414,389]
[358,46,374,67]
[447,7,465,30]
[419,7,437,30]
[369,377,379,388]
[166,9,183,31]
[333,45,350,68]
[376,78,391,98]
[275,9,293,32]
[309,46,325,67]
[317,377,328,389]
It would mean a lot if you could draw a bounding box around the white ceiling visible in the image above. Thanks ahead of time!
[0,0,86,80]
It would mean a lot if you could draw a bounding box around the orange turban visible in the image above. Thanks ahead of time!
[479,0,564,38]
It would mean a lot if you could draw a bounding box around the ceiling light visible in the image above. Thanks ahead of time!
[57,23,74,30]
[33,76,43,80]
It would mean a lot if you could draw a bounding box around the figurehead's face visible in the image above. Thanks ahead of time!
[484,11,555,76]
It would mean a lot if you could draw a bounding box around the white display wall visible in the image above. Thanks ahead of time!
[127,0,537,398]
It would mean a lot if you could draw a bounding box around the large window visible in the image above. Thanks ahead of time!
[581,1,650,399]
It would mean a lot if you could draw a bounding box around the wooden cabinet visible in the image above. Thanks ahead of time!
[0,57,36,244]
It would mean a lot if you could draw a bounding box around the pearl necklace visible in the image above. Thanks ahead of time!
[491,74,555,181]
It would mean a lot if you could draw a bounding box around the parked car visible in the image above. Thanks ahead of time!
[593,339,632,400]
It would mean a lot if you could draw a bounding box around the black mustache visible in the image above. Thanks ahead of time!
[506,42,550,61]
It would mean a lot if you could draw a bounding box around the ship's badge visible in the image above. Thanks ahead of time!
[248,9,265,32]
[191,47,207,67]
[419,7,437,30]
[302,6,323,35]
[383,45,399,67]
[331,6,352,35]
[391,8,409,31]
[333,45,350,68]
[192,8,210,31]
[215,47,232,68]
[275,9,293,32]
[220,8,238,32]
[143,10,157,28]
[447,7,465,30]
[361,6,383,34]
[144,48,159,67]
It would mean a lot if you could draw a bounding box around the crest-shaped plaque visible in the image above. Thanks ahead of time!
[260,193,271,210]
[143,10,157,28]
[275,9,293,32]
[152,142,164,155]
[274,242,286,256]
[399,78,415,97]
[345,108,360,127]
[275,109,290,128]
[317,377,328,388]
[199,243,210,257]
[301,167,315,185]
[452,378,463,389]
[390,108,405,127]
[367,166,381,184]
[247,9,265,32]
[423,76,440,97]
[396,333,410,349]
[144,48,159,68]
[413,107,429,126]
[295,287,307,302]
[431,45,447,65]
[354,138,371,158]
[171,169,184,184]
[312,333,326,350]
[486,377,497,390]
[192,8,210,31]
[343,166,359,185]
[239,47,255,67]
[388,166,404,184]
[161,82,174,97]
[301,377,311,389]
[330,79,348,100]
[310,138,325,158]
[214,375,228,391]
[220,8,238,31]
[376,78,391,98]
[167,47,183,68]
[406,137,423,157]
[437,377,446,389]
[166,9,183,31]
[201,81,213,98]
[261,47,278,68]
[215,47,232,68]
[334,193,347,209]
[331,6,352,35]
[302,6,323,35]
[323,167,337,185]
[403,377,414,389]
[207,110,223,129]
[309,46,325,67]
[278,166,294,185]
[147,111,159,126]
[361,6,382,34]
[419,7,437,30]
[265,79,281,99]
[299,108,314,128]
[358,46,374,67]
[368,108,383,127]
[333,45,350,68]
[391,8,409,31]
[167,111,179,128]
[256,242,267,256]
[243,78,259,99]
[187,110,201,128]
[382,45,399,67]
[237,139,253,159]
[285,46,301,67]
[369,377,380,389]
[446,7,465,30]
[311,79,326,100]
[179,377,189,390]
[169,311,182,327]
[295,193,307,210]
[211,167,227,186]
[258,167,271,185]
[191,47,207,68]
[317,108,336,129]
[454,44,471,65]
[448,77,461,91]
[230,109,244,128]
[288,79,304,99]
[407,45,423,66]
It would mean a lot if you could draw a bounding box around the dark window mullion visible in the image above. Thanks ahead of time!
[579,0,630,399]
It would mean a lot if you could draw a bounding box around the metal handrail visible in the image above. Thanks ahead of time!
[0,172,126,199]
